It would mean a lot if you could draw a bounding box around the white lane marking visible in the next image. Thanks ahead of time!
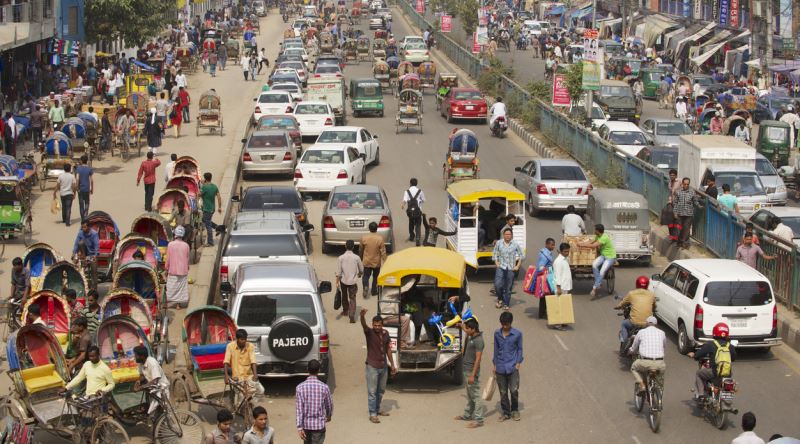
[427,160,433,167]
[632,435,642,444]
[553,334,569,351]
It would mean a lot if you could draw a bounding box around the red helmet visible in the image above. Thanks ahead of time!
[635,276,650,289]
[712,323,730,338]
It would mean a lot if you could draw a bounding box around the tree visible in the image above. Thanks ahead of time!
[564,61,584,104]
[86,0,173,48]
[455,0,479,37]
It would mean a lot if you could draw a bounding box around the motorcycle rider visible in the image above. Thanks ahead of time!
[688,322,736,401]
[628,316,665,394]
[489,97,507,133]
[614,276,656,352]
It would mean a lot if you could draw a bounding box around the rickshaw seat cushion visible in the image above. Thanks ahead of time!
[98,239,115,252]
[193,353,225,371]
[20,364,65,394]
[190,343,227,356]
[55,333,69,347]
[111,366,141,383]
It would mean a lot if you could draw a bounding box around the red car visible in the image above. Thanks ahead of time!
[256,115,303,154]
[440,88,488,122]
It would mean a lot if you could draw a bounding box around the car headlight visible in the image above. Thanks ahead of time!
[777,184,787,193]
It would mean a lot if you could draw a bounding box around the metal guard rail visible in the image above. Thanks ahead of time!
[396,0,798,310]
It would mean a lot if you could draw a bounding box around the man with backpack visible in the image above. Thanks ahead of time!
[689,322,735,401]
[401,178,425,246]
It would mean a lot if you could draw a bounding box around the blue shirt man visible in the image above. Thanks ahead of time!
[536,239,555,271]
[492,311,523,420]
[73,223,99,258]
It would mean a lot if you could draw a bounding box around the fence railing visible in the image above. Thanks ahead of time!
[396,0,799,311]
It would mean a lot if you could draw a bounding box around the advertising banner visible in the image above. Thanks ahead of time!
[477,26,489,45]
[582,29,599,63]
[441,15,452,33]
[730,0,739,27]
[719,0,729,25]
[582,61,601,91]
[472,32,480,54]
[552,74,571,106]
[415,0,424,13]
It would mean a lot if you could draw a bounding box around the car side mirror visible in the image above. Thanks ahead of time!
[514,166,522,172]
[241,138,247,143]
[650,273,661,282]
[360,153,367,160]
[318,280,332,294]
[373,134,379,139]
[303,224,315,232]
[231,195,240,202]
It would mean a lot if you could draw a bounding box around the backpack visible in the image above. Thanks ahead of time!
[406,189,422,218]
[713,340,732,377]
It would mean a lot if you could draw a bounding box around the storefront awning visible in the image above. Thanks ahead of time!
[667,22,704,51]
[547,5,565,15]
[598,17,622,36]
[662,26,685,50]
[571,6,593,20]
[768,61,800,73]
[690,30,751,68]
[132,60,157,72]
[642,14,680,48]
[675,22,717,69]
[789,69,800,84]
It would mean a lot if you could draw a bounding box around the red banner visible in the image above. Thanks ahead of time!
[552,74,571,107]
[415,0,424,13]
[441,15,452,33]
[729,0,739,27]
[472,32,480,54]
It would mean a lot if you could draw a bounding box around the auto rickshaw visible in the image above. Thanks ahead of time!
[584,188,652,265]
[0,170,33,247]
[639,67,665,100]
[756,120,791,167]
[443,129,479,186]
[349,78,384,117]
[376,247,472,384]
[343,38,358,64]
[435,73,458,110]
[444,179,527,269]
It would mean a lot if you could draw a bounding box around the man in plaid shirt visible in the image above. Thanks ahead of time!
[672,177,701,249]
[628,316,666,394]
[296,359,333,444]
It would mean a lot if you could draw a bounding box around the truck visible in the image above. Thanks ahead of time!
[305,77,346,125]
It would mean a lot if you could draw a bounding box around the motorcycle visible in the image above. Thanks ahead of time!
[490,116,508,138]
[694,357,739,429]
[516,35,528,50]
[282,12,289,22]
[616,305,642,359]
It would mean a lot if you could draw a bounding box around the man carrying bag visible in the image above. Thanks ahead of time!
[401,178,425,246]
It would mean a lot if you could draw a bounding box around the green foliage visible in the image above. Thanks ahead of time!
[429,0,460,16]
[86,0,173,47]
[455,0,479,36]
[564,61,584,104]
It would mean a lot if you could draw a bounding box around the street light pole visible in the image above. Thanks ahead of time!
[585,0,597,124]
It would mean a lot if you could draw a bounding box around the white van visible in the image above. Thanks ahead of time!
[650,259,780,354]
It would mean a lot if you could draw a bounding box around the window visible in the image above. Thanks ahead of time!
[302,150,344,164]
[348,148,359,162]
[237,294,317,327]
[685,277,699,299]
[674,268,690,293]
[68,6,78,36]
[454,90,482,100]
[247,134,288,149]
[317,131,357,143]
[703,281,773,306]
[329,191,385,209]
[715,173,765,197]
[540,165,587,181]
[224,234,304,257]
[608,131,648,145]
[241,189,301,212]
[362,129,372,140]
[656,122,691,136]
[660,265,679,288]
[257,117,296,130]
[259,94,290,103]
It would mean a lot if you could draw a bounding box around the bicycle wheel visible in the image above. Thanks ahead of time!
[154,408,204,444]
[170,377,193,412]
[633,383,644,412]
[648,385,662,433]
[91,417,131,443]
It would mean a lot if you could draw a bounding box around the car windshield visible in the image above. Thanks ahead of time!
[329,191,385,209]
[454,90,481,100]
[780,217,800,236]
[755,158,778,176]
[715,173,765,196]
[295,104,329,114]
[703,281,772,307]
[601,85,633,97]
[646,72,662,82]
[773,97,795,108]
[259,94,290,103]
[285,49,304,56]
[764,126,788,142]
[650,150,678,168]
[248,134,288,149]
[540,165,587,181]
[316,66,340,73]
[237,294,317,327]
[280,63,304,71]
[241,190,301,211]
[302,150,345,164]
[224,234,304,257]
[694,77,713,86]
[590,106,606,119]
[271,84,299,93]
[656,122,691,136]
[317,131,357,143]
[355,84,381,97]
[257,117,296,129]
[406,42,426,50]
[609,131,647,145]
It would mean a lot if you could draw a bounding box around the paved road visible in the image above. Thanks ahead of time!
[3,5,800,443]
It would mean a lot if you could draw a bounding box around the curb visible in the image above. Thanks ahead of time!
[649,222,800,354]
[508,118,555,159]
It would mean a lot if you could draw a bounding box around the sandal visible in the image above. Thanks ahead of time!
[377,411,390,416]
[369,416,380,424]
[453,415,471,421]
[466,421,484,428]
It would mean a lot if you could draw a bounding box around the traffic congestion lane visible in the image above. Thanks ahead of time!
[0,11,289,444]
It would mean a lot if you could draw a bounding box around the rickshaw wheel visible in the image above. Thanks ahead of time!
[22,216,32,246]
[153,408,204,444]
[170,377,193,412]
[605,267,616,294]
[121,145,128,162]
[0,237,6,260]
[91,417,130,443]
[38,168,46,192]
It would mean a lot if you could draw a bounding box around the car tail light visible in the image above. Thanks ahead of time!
[336,170,348,179]
[314,74,320,77]
[722,380,736,392]
[324,118,333,126]
[243,152,252,161]
[254,106,261,113]
[290,130,301,140]
[379,215,391,228]
[425,51,430,56]
[220,265,229,283]
[283,152,293,161]
[772,304,777,331]
[323,216,336,229]
[336,73,342,77]
[286,106,294,113]
[294,169,303,178]
[585,184,593,195]
[694,304,704,331]
[319,334,329,353]
[536,184,548,195]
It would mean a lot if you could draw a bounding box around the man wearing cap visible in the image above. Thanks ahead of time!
[165,225,191,308]
[628,316,666,394]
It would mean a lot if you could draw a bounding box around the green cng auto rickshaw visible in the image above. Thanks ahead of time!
[0,175,33,248]
[349,78,384,117]
[755,120,791,167]
[639,67,666,99]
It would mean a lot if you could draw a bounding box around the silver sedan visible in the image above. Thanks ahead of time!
[513,159,592,216]
[321,184,394,254]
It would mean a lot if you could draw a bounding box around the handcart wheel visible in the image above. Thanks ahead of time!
[170,377,193,412]
[605,267,616,295]
[91,417,130,443]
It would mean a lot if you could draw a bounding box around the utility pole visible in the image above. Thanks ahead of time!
[621,0,626,40]
[584,0,597,125]
[764,0,773,87]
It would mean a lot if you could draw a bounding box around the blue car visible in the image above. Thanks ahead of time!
[753,93,797,123]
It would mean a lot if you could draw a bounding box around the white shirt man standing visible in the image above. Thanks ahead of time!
[561,205,585,236]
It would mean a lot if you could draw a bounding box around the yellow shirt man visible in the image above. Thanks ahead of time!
[224,341,264,396]
[66,360,115,395]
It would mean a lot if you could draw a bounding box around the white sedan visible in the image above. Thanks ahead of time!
[283,47,309,64]
[253,91,294,123]
[314,127,380,165]
[271,82,303,101]
[294,146,367,194]
[293,102,336,138]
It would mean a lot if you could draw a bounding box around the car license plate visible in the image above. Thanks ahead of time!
[556,189,572,196]
[261,154,275,161]
[729,319,747,328]
[349,220,365,228]
[306,120,318,125]
[720,392,734,401]
[312,172,327,178]
[465,105,474,110]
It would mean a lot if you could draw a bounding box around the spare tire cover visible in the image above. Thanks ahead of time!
[268,317,314,362]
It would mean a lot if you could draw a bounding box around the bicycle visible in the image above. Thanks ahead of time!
[223,379,256,431]
[633,368,663,433]
[54,391,130,443]
[0,298,23,342]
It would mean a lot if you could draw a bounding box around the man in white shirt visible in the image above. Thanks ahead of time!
[489,97,507,129]
[731,412,765,444]
[551,242,572,330]
[133,345,169,413]
[401,178,425,246]
[175,70,187,89]
[561,205,585,236]
[770,217,794,242]
[629,316,666,394]
[164,153,177,183]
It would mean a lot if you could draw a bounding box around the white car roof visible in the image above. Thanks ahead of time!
[319,126,363,132]
[260,91,292,97]
[271,83,301,90]
[602,121,642,131]
[295,101,329,106]
[669,259,769,281]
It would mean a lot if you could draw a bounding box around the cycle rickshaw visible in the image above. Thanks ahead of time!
[39,131,73,192]
[131,213,173,264]
[443,129,479,186]
[61,117,92,165]
[40,260,88,301]
[396,89,424,134]
[372,38,387,60]
[373,60,391,92]
[22,242,60,292]
[357,36,371,62]
[197,89,223,136]
[417,61,437,94]
[21,290,73,351]
[86,211,120,281]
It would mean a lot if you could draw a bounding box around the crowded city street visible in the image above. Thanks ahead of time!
[1,0,800,443]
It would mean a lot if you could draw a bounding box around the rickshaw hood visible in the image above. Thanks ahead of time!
[378,247,465,288]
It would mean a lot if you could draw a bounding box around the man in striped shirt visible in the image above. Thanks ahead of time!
[296,359,333,444]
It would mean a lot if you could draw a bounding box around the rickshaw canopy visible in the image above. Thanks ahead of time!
[378,247,466,288]
[447,179,525,203]
[449,129,479,154]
